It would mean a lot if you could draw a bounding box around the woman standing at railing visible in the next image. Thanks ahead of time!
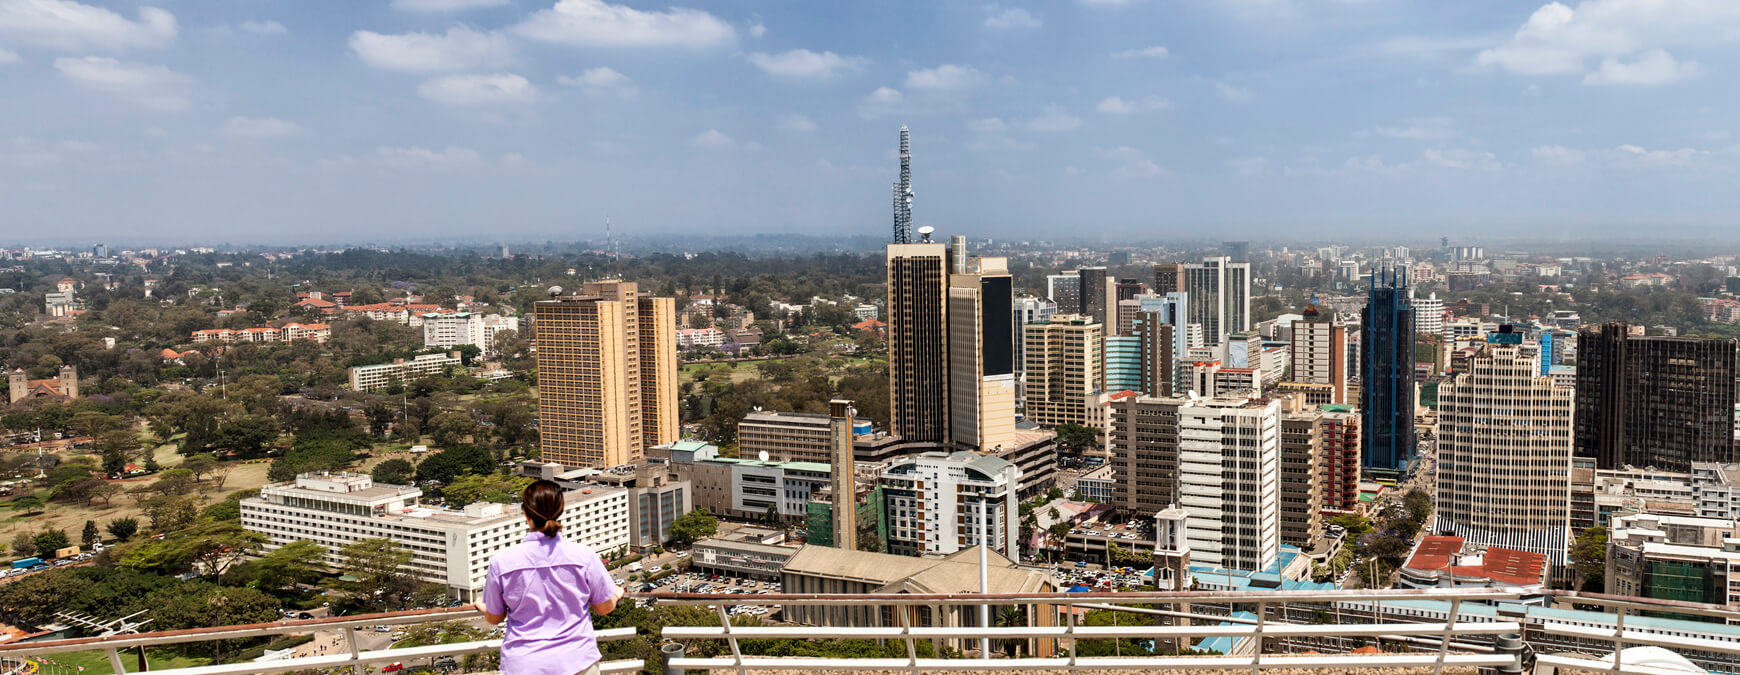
[475,480,624,675]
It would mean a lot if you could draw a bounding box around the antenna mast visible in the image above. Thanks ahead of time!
[892,126,913,244]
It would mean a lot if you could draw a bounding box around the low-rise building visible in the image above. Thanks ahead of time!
[880,451,1021,559]
[1075,465,1115,503]
[671,455,830,522]
[423,312,519,355]
[240,472,629,600]
[676,328,727,350]
[191,323,330,344]
[1397,535,1550,590]
[737,410,871,464]
[692,536,799,580]
[1607,513,1740,606]
[348,352,463,392]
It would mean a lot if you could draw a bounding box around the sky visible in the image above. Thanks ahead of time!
[3,0,1740,245]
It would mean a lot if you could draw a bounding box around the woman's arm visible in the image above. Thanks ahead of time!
[590,585,625,616]
[474,598,507,626]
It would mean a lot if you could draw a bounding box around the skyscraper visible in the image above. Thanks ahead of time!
[949,257,1017,451]
[829,399,858,551]
[534,280,677,468]
[1574,323,1738,471]
[1222,241,1250,263]
[1280,411,1324,549]
[1023,315,1102,428]
[1078,267,1113,328]
[1289,304,1347,404]
[1361,265,1415,477]
[886,242,950,443]
[891,126,913,244]
[1045,274,1080,314]
[1153,263,1184,296]
[1437,334,1572,565]
[1011,296,1057,382]
[1182,256,1251,347]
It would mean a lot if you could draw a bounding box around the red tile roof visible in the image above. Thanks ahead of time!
[1405,536,1463,573]
[1465,547,1548,586]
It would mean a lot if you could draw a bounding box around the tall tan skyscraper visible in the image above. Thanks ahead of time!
[887,242,950,443]
[1023,315,1102,428]
[1288,306,1347,404]
[534,280,677,468]
[1437,335,1573,565]
[948,257,1016,451]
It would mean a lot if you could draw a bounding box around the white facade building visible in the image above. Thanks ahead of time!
[1177,396,1281,572]
[349,352,463,392]
[240,473,629,600]
[676,328,728,350]
[1412,292,1444,336]
[880,451,1022,559]
[422,312,519,355]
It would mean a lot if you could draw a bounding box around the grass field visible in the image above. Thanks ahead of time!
[679,358,789,386]
[20,647,207,674]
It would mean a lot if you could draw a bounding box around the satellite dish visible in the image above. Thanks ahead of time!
[758,450,770,463]
[917,225,935,242]
[547,286,563,297]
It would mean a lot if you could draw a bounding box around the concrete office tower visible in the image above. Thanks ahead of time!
[1412,291,1444,336]
[886,242,951,443]
[1023,315,1103,427]
[534,280,676,468]
[1289,304,1348,404]
[1182,256,1251,347]
[1153,263,1184,296]
[949,257,1017,451]
[1011,297,1057,380]
[1110,279,1145,335]
[1078,267,1113,328]
[880,451,1021,558]
[1138,317,1177,397]
[1223,241,1250,263]
[1361,265,1415,478]
[829,399,858,551]
[1575,323,1738,472]
[892,126,913,244]
[1317,407,1362,513]
[1113,395,1280,571]
[1280,409,1324,549]
[1045,274,1080,313]
[1438,334,1573,566]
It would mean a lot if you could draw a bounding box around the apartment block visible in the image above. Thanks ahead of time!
[1022,315,1103,428]
[1280,412,1324,549]
[737,409,870,464]
[348,352,463,392]
[880,451,1021,559]
[422,312,519,354]
[534,280,677,469]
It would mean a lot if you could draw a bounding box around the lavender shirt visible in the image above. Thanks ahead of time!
[483,532,619,675]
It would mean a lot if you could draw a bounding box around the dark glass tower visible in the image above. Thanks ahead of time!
[1574,323,1737,471]
[1361,265,1415,478]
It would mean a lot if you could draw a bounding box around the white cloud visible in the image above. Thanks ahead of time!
[1111,45,1168,59]
[1096,96,1172,113]
[967,117,1007,133]
[349,26,512,73]
[0,46,15,63]
[1372,116,1456,140]
[1027,104,1081,132]
[558,67,637,98]
[1215,82,1254,102]
[1476,0,1739,84]
[378,145,481,169]
[417,73,539,106]
[858,87,904,119]
[392,0,508,11]
[1614,143,1701,167]
[984,7,1041,30]
[53,56,191,111]
[239,19,285,36]
[1420,148,1501,170]
[0,0,176,51]
[777,114,815,133]
[746,48,868,80]
[1228,157,1269,176]
[515,0,735,48]
[1582,48,1701,85]
[220,116,303,138]
[1102,146,1165,177]
[748,20,766,38]
[905,64,983,90]
[1531,144,1586,163]
[692,129,734,149]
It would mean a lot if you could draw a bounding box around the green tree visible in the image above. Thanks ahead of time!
[668,509,719,546]
[414,445,495,484]
[370,458,416,485]
[10,495,43,516]
[107,517,140,542]
[252,539,327,592]
[333,538,417,611]
[1571,526,1608,592]
[10,532,37,559]
[442,473,531,507]
[180,455,219,481]
[215,414,281,459]
[81,520,99,549]
[139,493,204,531]
[1053,423,1100,452]
[118,519,265,580]
[101,447,127,475]
[428,411,479,448]
[34,529,70,556]
[153,467,198,495]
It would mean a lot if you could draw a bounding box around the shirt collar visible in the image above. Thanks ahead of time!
[522,531,559,544]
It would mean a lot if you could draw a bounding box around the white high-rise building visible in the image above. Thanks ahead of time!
[423,312,520,355]
[880,451,1021,559]
[1437,338,1573,566]
[1412,292,1444,336]
[1177,395,1281,572]
[240,473,629,600]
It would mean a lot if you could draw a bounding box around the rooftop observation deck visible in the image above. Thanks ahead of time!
[0,588,1733,675]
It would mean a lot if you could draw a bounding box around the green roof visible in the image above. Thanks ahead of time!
[706,457,831,473]
[1320,404,1356,413]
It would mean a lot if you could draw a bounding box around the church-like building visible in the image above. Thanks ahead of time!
[7,366,79,405]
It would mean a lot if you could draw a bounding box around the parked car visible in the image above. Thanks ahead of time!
[382,662,404,672]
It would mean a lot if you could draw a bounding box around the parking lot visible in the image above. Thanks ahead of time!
[1051,563,1152,591]
[639,570,781,619]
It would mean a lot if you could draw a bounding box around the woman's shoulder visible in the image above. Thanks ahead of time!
[555,538,604,562]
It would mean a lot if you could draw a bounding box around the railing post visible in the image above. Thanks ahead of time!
[1251,599,1265,675]
[1067,603,1078,669]
[1435,597,1461,675]
[104,648,126,675]
[659,642,685,675]
[1611,607,1627,671]
[899,604,917,671]
[715,604,744,675]
[344,626,363,675]
[1493,632,1525,674]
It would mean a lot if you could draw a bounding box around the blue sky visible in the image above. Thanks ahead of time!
[2,0,1739,245]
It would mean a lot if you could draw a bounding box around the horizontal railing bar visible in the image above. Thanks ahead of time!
[662,621,1522,642]
[642,587,1527,607]
[0,606,489,655]
[1542,590,1740,619]
[1535,623,1740,656]
[666,653,1517,671]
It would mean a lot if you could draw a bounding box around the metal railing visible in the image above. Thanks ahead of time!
[0,606,641,675]
[4,587,1739,674]
[653,587,1530,672]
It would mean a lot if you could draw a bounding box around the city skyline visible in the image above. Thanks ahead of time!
[5,0,1740,241]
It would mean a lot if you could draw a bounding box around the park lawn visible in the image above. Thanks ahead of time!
[28,647,208,674]
[680,359,782,386]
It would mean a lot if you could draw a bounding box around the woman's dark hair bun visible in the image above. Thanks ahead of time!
[522,479,565,537]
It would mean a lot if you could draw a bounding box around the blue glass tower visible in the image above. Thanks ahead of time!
[1361,265,1415,478]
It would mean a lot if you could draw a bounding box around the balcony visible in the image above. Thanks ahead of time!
[1,588,1734,674]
